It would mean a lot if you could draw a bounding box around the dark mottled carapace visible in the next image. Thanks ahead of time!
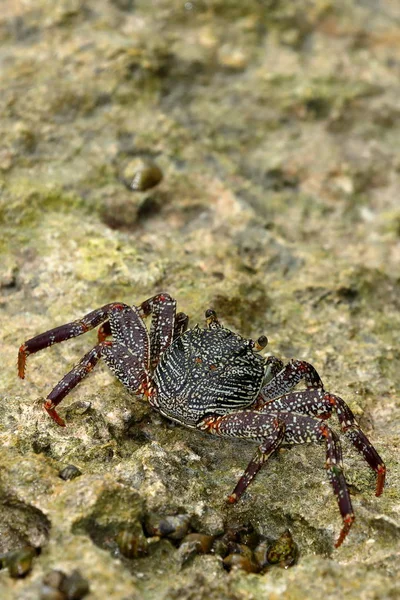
[153,326,265,426]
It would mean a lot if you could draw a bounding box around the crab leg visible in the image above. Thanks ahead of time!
[19,305,152,426]
[43,342,109,427]
[258,389,386,496]
[173,312,189,339]
[320,423,355,548]
[198,410,355,548]
[18,302,145,378]
[260,359,324,402]
[139,293,177,369]
[230,420,286,502]
[98,309,187,344]
[43,340,150,427]
[198,412,286,501]
[264,356,285,379]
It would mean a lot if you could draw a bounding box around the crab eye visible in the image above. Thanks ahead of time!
[254,335,268,351]
[205,308,221,329]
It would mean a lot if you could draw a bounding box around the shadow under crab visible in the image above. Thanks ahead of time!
[18,293,386,548]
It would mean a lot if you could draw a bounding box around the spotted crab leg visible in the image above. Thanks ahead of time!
[173,312,189,339]
[18,304,151,426]
[257,389,386,496]
[139,293,177,369]
[198,410,355,548]
[43,340,150,427]
[98,308,188,345]
[43,342,109,427]
[18,303,146,378]
[260,359,324,402]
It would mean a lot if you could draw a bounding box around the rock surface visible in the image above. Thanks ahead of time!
[1,0,399,598]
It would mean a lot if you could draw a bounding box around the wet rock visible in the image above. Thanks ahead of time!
[1,0,400,598]
[71,486,144,551]
[0,494,50,553]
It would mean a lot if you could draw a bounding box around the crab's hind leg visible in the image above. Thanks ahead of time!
[18,302,133,378]
[260,389,386,496]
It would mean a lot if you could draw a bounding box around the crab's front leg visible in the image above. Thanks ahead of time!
[198,410,355,548]
[19,303,152,426]
[18,302,147,377]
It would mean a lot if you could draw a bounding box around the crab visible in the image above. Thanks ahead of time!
[18,293,386,548]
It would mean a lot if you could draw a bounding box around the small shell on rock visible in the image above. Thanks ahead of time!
[116,530,148,559]
[42,570,67,588]
[266,530,298,568]
[222,553,260,574]
[212,537,229,558]
[122,158,163,191]
[59,465,82,481]
[180,533,214,554]
[177,534,215,567]
[40,589,65,600]
[59,569,90,599]
[253,540,269,569]
[40,570,67,600]
[226,542,254,560]
[237,528,260,549]
[144,513,191,541]
[7,546,38,579]
[221,522,256,544]
[179,533,214,556]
